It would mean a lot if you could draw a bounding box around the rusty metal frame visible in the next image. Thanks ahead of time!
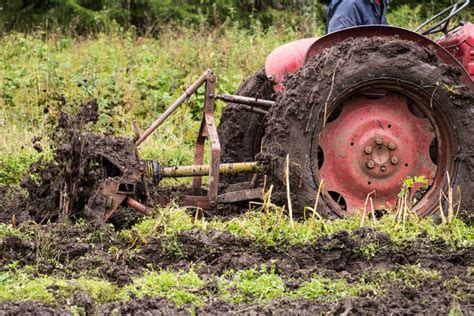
[183,72,220,208]
[90,69,271,218]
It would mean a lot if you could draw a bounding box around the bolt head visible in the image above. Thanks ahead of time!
[380,166,387,172]
[388,142,397,150]
[391,156,399,164]
[364,146,373,154]
[375,137,383,145]
[367,160,375,169]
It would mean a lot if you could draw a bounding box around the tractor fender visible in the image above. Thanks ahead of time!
[265,25,473,92]
[265,37,317,92]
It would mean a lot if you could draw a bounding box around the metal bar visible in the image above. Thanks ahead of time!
[192,119,206,192]
[214,94,275,109]
[132,121,150,201]
[125,197,152,216]
[160,162,264,178]
[203,74,219,205]
[135,69,212,146]
[217,188,263,204]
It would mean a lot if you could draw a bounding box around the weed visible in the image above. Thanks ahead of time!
[218,265,285,304]
[292,275,374,301]
[0,224,24,240]
[119,270,204,307]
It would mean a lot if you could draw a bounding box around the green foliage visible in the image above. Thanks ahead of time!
[120,202,473,250]
[120,207,194,241]
[0,0,326,35]
[365,265,441,289]
[218,265,286,303]
[0,27,296,183]
[0,273,116,305]
[0,224,24,240]
[119,270,204,306]
[292,275,373,300]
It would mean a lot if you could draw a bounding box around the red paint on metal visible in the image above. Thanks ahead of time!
[318,92,437,214]
[125,197,152,216]
[265,38,317,92]
[437,22,474,79]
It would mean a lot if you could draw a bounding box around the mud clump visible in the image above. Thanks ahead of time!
[1,100,142,225]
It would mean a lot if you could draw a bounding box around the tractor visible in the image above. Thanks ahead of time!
[86,0,474,221]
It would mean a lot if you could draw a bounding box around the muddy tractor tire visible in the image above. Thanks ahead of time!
[218,68,274,182]
[261,36,473,219]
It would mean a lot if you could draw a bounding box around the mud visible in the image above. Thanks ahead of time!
[0,100,147,226]
[0,222,472,314]
[217,68,275,185]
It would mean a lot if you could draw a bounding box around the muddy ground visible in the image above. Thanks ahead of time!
[0,222,472,314]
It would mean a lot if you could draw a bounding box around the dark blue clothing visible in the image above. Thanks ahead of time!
[326,0,388,34]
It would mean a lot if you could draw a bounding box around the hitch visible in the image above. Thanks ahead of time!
[86,70,274,220]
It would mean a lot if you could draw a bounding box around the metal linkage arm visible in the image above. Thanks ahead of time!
[135,69,212,146]
[213,94,275,109]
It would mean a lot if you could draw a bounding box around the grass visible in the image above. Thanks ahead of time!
[0,25,299,185]
[0,263,453,309]
[118,204,474,249]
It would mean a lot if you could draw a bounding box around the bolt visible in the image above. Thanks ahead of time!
[380,166,387,172]
[428,126,434,132]
[388,142,397,150]
[209,93,214,98]
[364,146,373,154]
[367,160,375,169]
[375,137,383,145]
[391,156,399,164]
[209,200,217,208]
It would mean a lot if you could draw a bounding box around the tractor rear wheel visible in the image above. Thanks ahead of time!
[261,36,473,219]
[218,68,274,183]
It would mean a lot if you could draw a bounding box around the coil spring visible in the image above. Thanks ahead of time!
[144,160,159,179]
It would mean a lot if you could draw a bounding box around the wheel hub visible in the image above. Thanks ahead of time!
[316,92,437,215]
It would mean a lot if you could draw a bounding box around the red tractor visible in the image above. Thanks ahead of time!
[216,0,473,218]
[88,1,474,221]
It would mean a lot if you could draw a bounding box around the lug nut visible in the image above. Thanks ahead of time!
[364,146,373,154]
[380,166,387,172]
[391,156,399,164]
[375,137,383,145]
[388,142,397,150]
[367,160,375,169]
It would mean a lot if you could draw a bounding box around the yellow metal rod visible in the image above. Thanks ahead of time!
[161,162,264,178]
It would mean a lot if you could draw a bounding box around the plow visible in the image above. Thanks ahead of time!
[85,0,473,221]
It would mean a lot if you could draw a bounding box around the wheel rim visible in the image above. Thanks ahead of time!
[311,80,455,217]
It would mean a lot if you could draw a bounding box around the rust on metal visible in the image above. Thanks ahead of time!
[135,69,212,146]
[125,197,152,216]
[160,162,264,178]
[214,94,275,109]
[317,92,437,214]
[217,188,263,204]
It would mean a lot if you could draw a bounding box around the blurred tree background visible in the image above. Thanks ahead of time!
[0,0,471,35]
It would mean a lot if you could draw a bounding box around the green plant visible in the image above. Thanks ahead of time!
[218,265,285,304]
[119,270,204,306]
